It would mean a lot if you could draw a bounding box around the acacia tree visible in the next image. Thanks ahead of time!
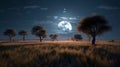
[18,30,28,41]
[4,29,16,41]
[49,34,58,41]
[77,15,111,45]
[73,34,82,41]
[32,26,46,42]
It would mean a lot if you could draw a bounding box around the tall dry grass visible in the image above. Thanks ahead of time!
[0,40,120,67]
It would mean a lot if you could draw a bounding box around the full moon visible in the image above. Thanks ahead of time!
[58,21,72,32]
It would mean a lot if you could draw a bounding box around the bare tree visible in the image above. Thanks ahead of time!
[18,30,28,41]
[4,29,16,41]
[32,26,46,42]
[77,15,111,45]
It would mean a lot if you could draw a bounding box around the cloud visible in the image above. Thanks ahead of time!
[69,17,77,20]
[23,5,48,11]
[98,5,120,10]
[54,16,59,19]
[63,10,67,13]
[60,17,78,20]
[5,5,48,11]
[63,8,67,13]
[24,5,40,9]
[60,17,68,20]
[52,16,78,21]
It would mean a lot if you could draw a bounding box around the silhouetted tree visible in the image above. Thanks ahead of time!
[42,34,47,41]
[4,29,16,41]
[72,34,82,41]
[49,34,58,41]
[18,30,28,41]
[32,26,46,42]
[77,15,111,45]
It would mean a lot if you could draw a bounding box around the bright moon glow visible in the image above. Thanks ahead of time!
[58,21,72,32]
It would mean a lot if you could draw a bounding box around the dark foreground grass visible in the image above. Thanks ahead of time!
[0,42,120,67]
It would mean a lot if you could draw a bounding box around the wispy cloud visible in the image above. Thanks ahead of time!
[53,16,78,21]
[69,17,77,20]
[63,8,67,13]
[23,5,48,11]
[41,8,48,10]
[24,5,40,9]
[60,17,68,20]
[98,5,120,10]
[54,16,59,19]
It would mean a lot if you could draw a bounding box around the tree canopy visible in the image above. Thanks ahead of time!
[32,26,46,42]
[72,34,82,41]
[18,30,28,41]
[4,29,16,41]
[49,34,58,41]
[77,15,111,45]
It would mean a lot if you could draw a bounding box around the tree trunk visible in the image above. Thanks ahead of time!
[92,34,96,45]
[39,36,42,42]
[23,36,25,41]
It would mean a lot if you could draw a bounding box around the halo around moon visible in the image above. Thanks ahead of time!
[58,21,72,32]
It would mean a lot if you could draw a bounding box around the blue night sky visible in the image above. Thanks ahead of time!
[0,0,120,40]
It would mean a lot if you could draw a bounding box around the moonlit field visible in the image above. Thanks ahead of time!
[0,40,120,67]
[0,0,120,67]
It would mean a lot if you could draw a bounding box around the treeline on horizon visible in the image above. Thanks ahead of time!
[2,15,111,45]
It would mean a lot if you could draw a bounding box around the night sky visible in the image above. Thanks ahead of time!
[0,0,120,40]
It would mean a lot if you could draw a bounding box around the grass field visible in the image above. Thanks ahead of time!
[0,40,120,67]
